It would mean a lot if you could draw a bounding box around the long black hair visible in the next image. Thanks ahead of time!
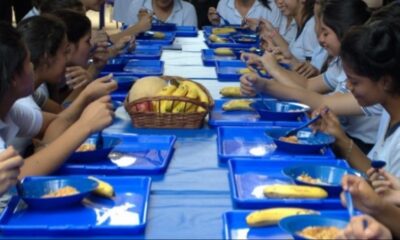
[50,10,91,44]
[0,22,27,101]
[296,0,316,39]
[341,19,400,95]
[39,0,85,14]
[17,15,66,70]
[321,0,370,40]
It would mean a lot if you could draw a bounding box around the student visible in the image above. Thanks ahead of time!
[22,0,85,20]
[241,0,379,154]
[118,0,198,27]
[208,0,282,28]
[0,147,24,196]
[273,0,297,45]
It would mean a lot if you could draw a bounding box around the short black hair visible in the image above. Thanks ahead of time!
[39,0,85,14]
[0,22,27,101]
[341,19,400,95]
[17,15,66,69]
[50,9,91,44]
[368,1,400,23]
[321,0,370,40]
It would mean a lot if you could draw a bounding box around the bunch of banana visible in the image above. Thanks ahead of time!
[263,184,328,199]
[88,176,115,199]
[155,80,211,113]
[212,27,236,35]
[222,99,254,111]
[209,34,227,43]
[220,86,242,97]
[246,208,318,227]
[214,47,234,56]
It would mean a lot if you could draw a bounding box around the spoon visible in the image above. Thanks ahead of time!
[96,131,104,150]
[16,180,24,197]
[216,12,231,26]
[284,108,328,137]
[344,190,354,219]
[371,160,386,170]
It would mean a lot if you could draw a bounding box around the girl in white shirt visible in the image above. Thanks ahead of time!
[208,0,282,28]
[120,0,198,27]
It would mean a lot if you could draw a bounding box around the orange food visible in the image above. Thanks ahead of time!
[42,186,79,198]
[298,226,342,239]
[76,143,96,152]
[279,136,298,144]
[297,174,327,185]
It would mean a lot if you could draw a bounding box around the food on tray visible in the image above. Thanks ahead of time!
[219,86,242,97]
[214,47,234,56]
[298,226,342,239]
[152,31,165,39]
[42,186,79,198]
[246,207,318,227]
[76,143,96,152]
[279,135,298,144]
[222,99,253,111]
[88,176,115,198]
[209,34,227,43]
[212,27,236,35]
[236,37,255,42]
[297,174,329,185]
[263,184,328,199]
[237,68,252,74]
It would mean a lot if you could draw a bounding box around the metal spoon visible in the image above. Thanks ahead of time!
[284,108,329,137]
[344,190,354,219]
[371,160,386,170]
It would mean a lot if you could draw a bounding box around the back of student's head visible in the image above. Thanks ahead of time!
[0,22,27,100]
[39,0,85,14]
[321,0,370,40]
[341,19,400,94]
[50,9,91,44]
[368,1,400,23]
[17,15,66,70]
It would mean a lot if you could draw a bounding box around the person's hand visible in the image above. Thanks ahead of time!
[311,107,348,142]
[109,35,136,57]
[338,215,392,240]
[258,19,275,33]
[65,66,92,90]
[240,52,263,68]
[293,61,319,78]
[341,175,383,215]
[91,29,110,47]
[259,49,281,73]
[242,18,259,31]
[78,95,114,134]
[367,168,400,205]
[0,146,24,194]
[137,8,152,33]
[240,73,266,96]
[82,74,118,103]
[90,41,109,71]
[208,7,220,25]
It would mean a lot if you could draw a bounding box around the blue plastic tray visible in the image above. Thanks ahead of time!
[216,60,247,81]
[203,25,256,37]
[0,176,151,236]
[151,23,177,32]
[202,49,238,66]
[121,45,162,60]
[175,26,198,37]
[206,39,259,49]
[223,210,349,240]
[113,75,138,91]
[136,32,175,45]
[228,159,348,209]
[209,100,309,128]
[102,57,130,72]
[217,126,335,163]
[123,60,164,77]
[59,133,176,175]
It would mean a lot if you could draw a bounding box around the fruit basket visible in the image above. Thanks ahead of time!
[124,76,214,129]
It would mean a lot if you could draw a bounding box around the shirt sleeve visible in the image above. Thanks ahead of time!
[302,18,320,59]
[10,100,43,138]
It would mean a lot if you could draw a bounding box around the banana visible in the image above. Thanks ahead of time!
[212,27,236,35]
[214,47,234,56]
[222,99,254,111]
[162,84,189,112]
[209,34,226,43]
[263,185,328,199]
[88,176,115,199]
[246,208,319,227]
[237,68,252,74]
[153,31,165,39]
[220,86,242,97]
[180,81,209,104]
[155,85,177,112]
[172,88,198,113]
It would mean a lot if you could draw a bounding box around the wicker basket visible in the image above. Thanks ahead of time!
[124,76,214,129]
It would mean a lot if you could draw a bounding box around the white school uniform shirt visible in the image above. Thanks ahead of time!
[22,7,40,20]
[323,57,382,144]
[120,0,198,27]
[368,110,400,177]
[217,0,282,28]
[310,46,329,71]
[289,16,319,62]
[278,16,297,45]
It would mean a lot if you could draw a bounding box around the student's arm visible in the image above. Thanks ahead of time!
[41,99,63,114]
[20,96,113,177]
[109,12,152,43]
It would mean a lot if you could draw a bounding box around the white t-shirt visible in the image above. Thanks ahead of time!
[118,0,198,27]
[289,17,320,62]
[278,16,297,45]
[311,46,328,71]
[322,57,382,144]
[0,98,43,152]
[217,0,282,28]
[368,110,400,177]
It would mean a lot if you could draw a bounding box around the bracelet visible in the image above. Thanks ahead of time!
[345,139,354,159]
